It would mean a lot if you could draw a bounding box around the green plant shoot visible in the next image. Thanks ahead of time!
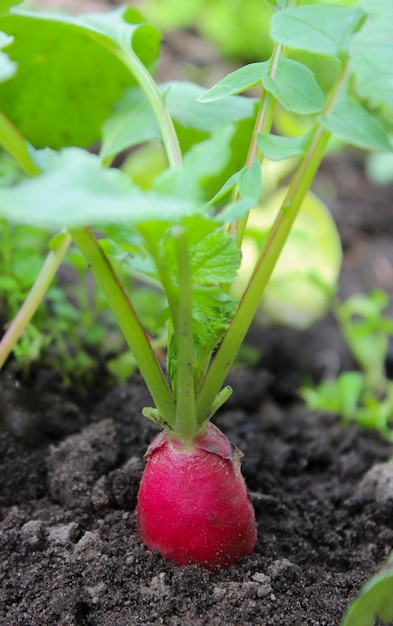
[0,0,392,439]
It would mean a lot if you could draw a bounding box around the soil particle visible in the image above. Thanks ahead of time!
[358,461,393,511]
[46,418,119,510]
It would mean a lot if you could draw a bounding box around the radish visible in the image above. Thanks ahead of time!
[137,422,256,570]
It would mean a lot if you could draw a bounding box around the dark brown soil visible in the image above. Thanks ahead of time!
[1,352,393,626]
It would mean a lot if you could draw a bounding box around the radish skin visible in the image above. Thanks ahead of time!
[137,422,256,570]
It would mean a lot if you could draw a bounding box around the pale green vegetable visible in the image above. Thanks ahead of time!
[233,189,342,329]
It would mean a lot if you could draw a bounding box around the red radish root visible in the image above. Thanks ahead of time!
[137,422,256,570]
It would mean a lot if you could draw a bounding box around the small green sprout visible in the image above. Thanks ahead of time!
[302,290,393,442]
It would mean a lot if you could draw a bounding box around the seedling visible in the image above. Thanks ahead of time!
[0,0,392,569]
[303,290,393,442]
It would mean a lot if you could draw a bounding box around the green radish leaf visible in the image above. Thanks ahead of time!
[48,231,69,252]
[190,228,241,285]
[101,80,255,161]
[319,96,392,151]
[257,132,311,160]
[350,0,393,119]
[271,5,363,57]
[0,276,19,291]
[211,158,262,223]
[100,234,158,280]
[167,287,237,396]
[337,372,364,419]
[0,148,199,229]
[0,7,160,148]
[165,80,256,131]
[1,1,22,14]
[75,7,160,68]
[341,554,393,626]
[197,63,268,102]
[208,171,239,204]
[190,290,238,393]
[198,59,324,114]
[101,87,160,161]
[237,157,262,203]
[154,125,235,200]
[262,57,325,114]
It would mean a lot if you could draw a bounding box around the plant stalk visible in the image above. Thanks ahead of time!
[173,228,196,439]
[89,33,182,168]
[69,227,176,424]
[0,111,40,177]
[195,58,351,424]
[0,231,72,368]
[195,127,331,424]
[234,42,283,246]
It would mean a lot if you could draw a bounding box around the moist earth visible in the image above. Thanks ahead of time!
[1,353,393,626]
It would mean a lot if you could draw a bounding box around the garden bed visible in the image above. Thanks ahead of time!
[0,347,392,625]
[1,152,393,625]
[1,1,393,623]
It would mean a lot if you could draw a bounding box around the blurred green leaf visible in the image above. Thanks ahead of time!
[319,96,392,151]
[1,1,22,15]
[350,0,393,119]
[101,80,256,163]
[0,7,160,148]
[167,80,256,130]
[262,57,325,114]
[0,148,199,229]
[211,158,262,223]
[198,63,267,102]
[198,59,325,114]
[257,132,311,160]
[0,276,19,290]
[154,126,235,200]
[101,87,159,161]
[271,4,363,57]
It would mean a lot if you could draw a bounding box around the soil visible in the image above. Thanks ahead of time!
[2,2,393,624]
[1,340,393,626]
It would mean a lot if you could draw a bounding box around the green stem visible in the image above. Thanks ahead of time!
[196,127,331,424]
[90,33,182,168]
[118,49,181,167]
[0,111,40,177]
[173,228,196,439]
[0,231,72,369]
[140,227,179,332]
[233,42,283,246]
[1,219,12,279]
[69,226,176,424]
[196,58,351,424]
